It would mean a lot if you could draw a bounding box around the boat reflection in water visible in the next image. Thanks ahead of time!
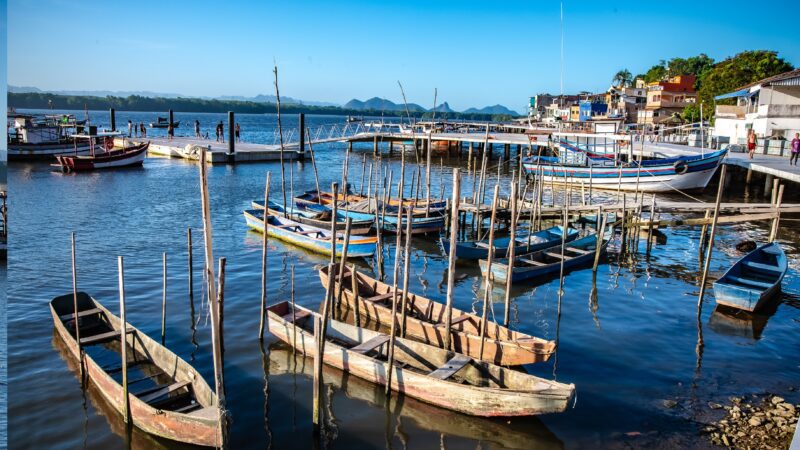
[268,342,563,450]
[708,302,780,340]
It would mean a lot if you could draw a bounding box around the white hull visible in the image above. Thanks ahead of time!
[8,143,92,160]
[539,166,719,193]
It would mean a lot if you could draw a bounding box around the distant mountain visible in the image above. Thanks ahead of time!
[462,104,519,116]
[431,102,456,114]
[344,97,426,112]
[217,94,338,107]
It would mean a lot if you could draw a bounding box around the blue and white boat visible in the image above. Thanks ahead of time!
[713,242,787,312]
[251,200,374,235]
[440,226,579,260]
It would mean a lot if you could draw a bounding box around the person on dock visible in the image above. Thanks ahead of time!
[127,120,133,138]
[140,123,146,138]
[195,120,201,139]
[235,123,241,142]
[167,122,174,141]
[217,121,225,143]
[747,129,757,159]
[791,133,800,166]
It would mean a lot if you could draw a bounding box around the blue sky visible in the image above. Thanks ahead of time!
[7,0,800,112]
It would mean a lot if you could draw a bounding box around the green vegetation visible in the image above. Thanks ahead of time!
[612,69,633,87]
[8,92,518,121]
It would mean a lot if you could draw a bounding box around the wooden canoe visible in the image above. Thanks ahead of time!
[441,226,580,260]
[296,189,447,216]
[319,266,555,366]
[713,242,787,312]
[49,292,221,447]
[480,234,608,284]
[267,301,574,416]
[250,199,374,235]
[243,209,377,257]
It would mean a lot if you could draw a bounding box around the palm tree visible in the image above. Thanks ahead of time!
[612,69,633,87]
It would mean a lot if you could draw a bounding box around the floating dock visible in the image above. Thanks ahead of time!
[123,136,308,164]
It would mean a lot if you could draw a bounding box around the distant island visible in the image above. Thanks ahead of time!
[7,88,522,122]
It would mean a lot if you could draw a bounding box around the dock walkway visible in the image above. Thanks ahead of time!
[129,135,308,164]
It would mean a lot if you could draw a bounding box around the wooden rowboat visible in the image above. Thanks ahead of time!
[441,226,580,260]
[319,266,555,366]
[55,141,149,172]
[296,189,447,216]
[251,199,374,235]
[480,234,608,284]
[49,292,221,447]
[267,301,574,416]
[243,209,377,257]
[713,242,787,312]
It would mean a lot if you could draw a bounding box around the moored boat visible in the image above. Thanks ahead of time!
[713,242,787,312]
[149,117,180,128]
[7,113,93,161]
[267,301,574,416]
[49,292,222,447]
[251,199,374,235]
[441,226,579,260]
[319,266,555,366]
[296,189,447,213]
[243,209,377,257]
[480,234,608,284]
[54,133,148,172]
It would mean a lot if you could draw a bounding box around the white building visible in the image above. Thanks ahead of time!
[713,69,800,145]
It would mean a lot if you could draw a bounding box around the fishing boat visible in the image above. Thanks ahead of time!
[267,301,574,416]
[297,189,448,212]
[243,209,377,257]
[522,148,728,193]
[251,199,374,235]
[480,234,608,284]
[319,266,555,366]
[441,226,579,260]
[7,113,94,161]
[713,242,787,312]
[149,117,180,129]
[49,292,221,447]
[54,132,148,172]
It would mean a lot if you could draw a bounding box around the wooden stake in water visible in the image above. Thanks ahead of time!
[314,262,336,434]
[769,184,784,243]
[478,185,501,361]
[646,195,656,256]
[117,256,130,424]
[399,209,414,337]
[273,65,288,216]
[335,218,353,308]
[696,165,727,324]
[503,180,518,326]
[217,257,226,370]
[70,232,82,376]
[259,172,272,340]
[290,265,296,349]
[306,128,321,203]
[187,228,194,307]
[425,132,432,217]
[161,252,167,346]
[593,206,607,272]
[385,190,406,395]
[329,182,339,265]
[359,154,367,196]
[444,168,460,350]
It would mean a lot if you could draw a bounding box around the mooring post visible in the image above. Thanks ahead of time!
[227,111,235,155]
[399,209,414,337]
[504,143,510,160]
[646,195,656,256]
[217,257,226,366]
[388,140,394,155]
[118,256,130,424]
[745,168,753,185]
[314,262,336,434]
[187,228,194,305]
[329,183,339,265]
[593,206,607,272]
[259,172,272,340]
[335,219,353,308]
[503,179,518,326]
[162,252,167,346]
[168,109,174,129]
[769,184,784,242]
[299,113,305,153]
[347,141,353,153]
[70,232,82,377]
[109,108,116,132]
[443,168,461,350]
[478,186,501,361]
[697,165,727,323]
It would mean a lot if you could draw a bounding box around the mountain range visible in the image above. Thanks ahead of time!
[343,97,519,115]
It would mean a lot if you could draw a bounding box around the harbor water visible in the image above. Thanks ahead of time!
[7,111,800,449]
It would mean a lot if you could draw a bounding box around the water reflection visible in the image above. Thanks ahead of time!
[708,303,779,340]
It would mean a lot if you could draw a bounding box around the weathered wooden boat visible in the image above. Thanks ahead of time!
[251,200,374,235]
[49,292,221,447]
[480,234,608,284]
[243,209,377,257]
[522,148,728,192]
[267,301,574,416]
[319,266,555,365]
[441,226,579,260]
[149,117,180,129]
[713,242,787,312]
[7,113,94,161]
[54,133,148,172]
[296,189,447,215]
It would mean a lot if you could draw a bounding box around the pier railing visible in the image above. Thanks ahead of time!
[266,123,370,146]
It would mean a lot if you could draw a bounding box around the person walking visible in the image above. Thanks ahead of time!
[235,123,241,143]
[791,133,800,166]
[140,123,147,138]
[218,121,225,143]
[747,129,757,159]
[167,122,174,141]
[127,120,133,138]
[195,120,201,139]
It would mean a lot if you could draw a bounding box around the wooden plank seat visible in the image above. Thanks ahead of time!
[727,275,772,289]
[79,327,134,346]
[282,309,311,323]
[295,230,323,236]
[544,251,565,259]
[364,292,395,303]
[350,335,390,354]
[173,402,203,414]
[428,354,472,380]
[743,261,782,273]
[437,315,472,328]
[565,247,592,255]
[474,242,491,249]
[137,380,192,404]
[59,307,103,321]
[519,258,546,266]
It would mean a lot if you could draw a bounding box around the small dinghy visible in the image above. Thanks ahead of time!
[267,301,574,416]
[480,234,608,284]
[319,266,555,366]
[441,226,579,260]
[251,200,374,235]
[713,242,787,312]
[243,209,377,257]
[50,293,221,447]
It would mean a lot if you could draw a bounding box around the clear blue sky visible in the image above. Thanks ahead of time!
[7,0,800,112]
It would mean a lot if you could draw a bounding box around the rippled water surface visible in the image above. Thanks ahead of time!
[8,110,800,449]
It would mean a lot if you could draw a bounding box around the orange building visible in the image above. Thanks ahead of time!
[637,75,698,124]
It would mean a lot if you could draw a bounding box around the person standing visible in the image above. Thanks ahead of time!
[747,129,757,159]
[235,123,241,142]
[127,120,133,138]
[195,120,201,139]
[215,122,221,142]
[167,122,174,141]
[791,132,800,166]
[140,123,147,138]
[218,121,225,143]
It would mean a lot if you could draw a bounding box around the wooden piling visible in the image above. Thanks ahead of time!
[329,183,339,265]
[70,232,81,375]
[273,66,288,217]
[161,252,167,346]
[769,184,784,242]
[696,165,727,320]
[385,180,406,394]
[503,180,518,326]
[187,228,194,306]
[259,172,272,340]
[290,265,296,348]
[399,209,414,337]
[444,168,460,350]
[217,257,226,367]
[117,256,130,424]
[593,206,607,272]
[335,218,353,308]
[478,186,500,361]
[646,195,656,256]
[426,133,432,216]
[698,209,710,258]
[306,128,321,202]
[351,263,361,327]
[314,262,336,434]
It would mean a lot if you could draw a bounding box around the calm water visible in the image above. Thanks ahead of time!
[7,111,800,449]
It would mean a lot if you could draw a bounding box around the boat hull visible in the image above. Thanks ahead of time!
[441,226,579,260]
[252,200,374,235]
[713,242,787,312]
[55,143,149,172]
[8,141,93,161]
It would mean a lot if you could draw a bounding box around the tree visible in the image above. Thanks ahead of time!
[612,69,633,87]
[682,104,701,123]
[666,54,715,89]
[644,60,668,83]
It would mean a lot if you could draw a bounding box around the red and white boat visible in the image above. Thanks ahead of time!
[54,132,148,172]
